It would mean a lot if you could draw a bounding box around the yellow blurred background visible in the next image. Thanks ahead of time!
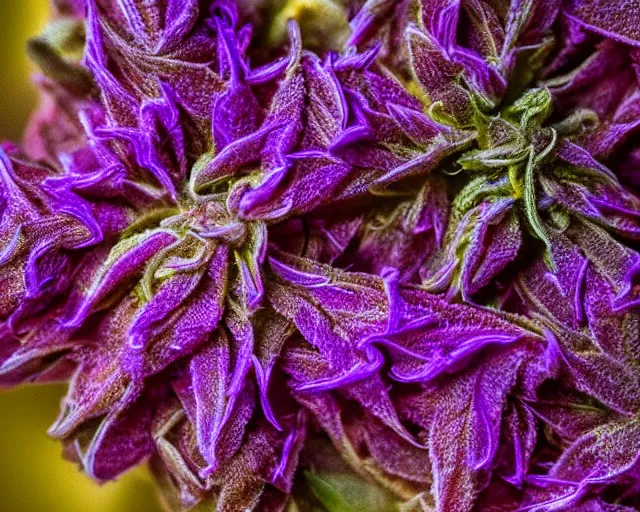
[0,2,163,510]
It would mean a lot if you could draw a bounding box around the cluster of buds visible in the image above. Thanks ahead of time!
[2,0,640,510]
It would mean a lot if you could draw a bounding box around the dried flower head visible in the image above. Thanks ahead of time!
[1,0,640,511]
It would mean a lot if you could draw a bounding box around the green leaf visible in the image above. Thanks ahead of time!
[306,472,357,512]
[523,146,552,257]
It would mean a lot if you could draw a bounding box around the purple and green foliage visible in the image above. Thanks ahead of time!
[2,0,640,510]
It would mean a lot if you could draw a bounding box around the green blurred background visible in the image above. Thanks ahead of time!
[0,2,163,510]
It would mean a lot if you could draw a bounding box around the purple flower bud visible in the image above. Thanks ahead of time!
[2,0,640,510]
